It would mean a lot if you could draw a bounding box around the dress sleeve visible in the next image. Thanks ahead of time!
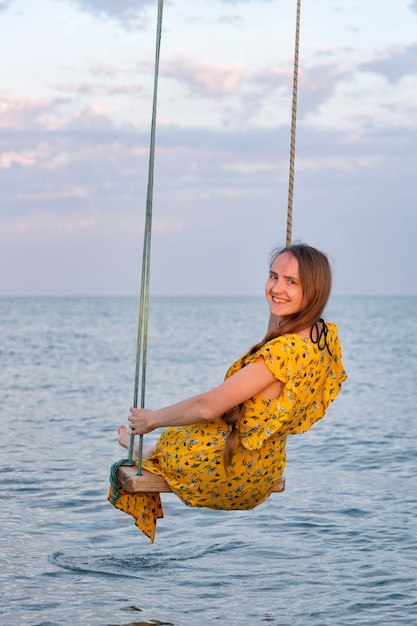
[237,332,347,449]
[244,337,291,386]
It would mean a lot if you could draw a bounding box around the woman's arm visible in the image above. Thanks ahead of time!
[128,356,283,434]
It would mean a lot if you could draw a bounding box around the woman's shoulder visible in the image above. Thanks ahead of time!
[229,320,342,373]
[249,333,306,361]
[262,321,341,355]
[264,331,312,348]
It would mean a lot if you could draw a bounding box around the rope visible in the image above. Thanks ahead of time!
[110,0,164,504]
[286,0,301,247]
[110,0,302,503]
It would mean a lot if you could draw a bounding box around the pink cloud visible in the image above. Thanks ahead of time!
[0,151,36,169]
[163,58,246,95]
[0,96,50,130]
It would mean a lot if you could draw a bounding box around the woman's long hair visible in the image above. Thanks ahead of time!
[222,243,332,470]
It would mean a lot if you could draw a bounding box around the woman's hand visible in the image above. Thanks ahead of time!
[128,407,157,435]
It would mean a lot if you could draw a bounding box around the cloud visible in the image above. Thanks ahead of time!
[2,55,416,229]
[0,96,57,130]
[4,100,412,224]
[359,43,417,83]
[157,56,339,130]
[303,68,417,132]
[0,151,36,169]
[163,58,247,96]
[0,97,148,226]
[218,13,245,24]
[253,61,348,119]
[0,210,94,238]
[2,101,416,295]
[53,82,144,97]
[68,0,154,20]
[2,1,417,296]
[0,94,124,138]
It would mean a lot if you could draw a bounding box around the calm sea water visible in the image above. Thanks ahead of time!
[1,296,416,626]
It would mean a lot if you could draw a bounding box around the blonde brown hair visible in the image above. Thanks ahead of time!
[222,243,332,470]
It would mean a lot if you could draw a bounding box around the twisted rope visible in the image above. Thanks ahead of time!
[286,0,301,247]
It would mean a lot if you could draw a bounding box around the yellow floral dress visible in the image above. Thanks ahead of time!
[109,322,347,541]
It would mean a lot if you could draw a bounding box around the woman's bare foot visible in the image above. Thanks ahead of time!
[118,425,133,450]
[118,425,155,459]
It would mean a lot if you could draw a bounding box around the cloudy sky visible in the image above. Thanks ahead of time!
[1,0,417,296]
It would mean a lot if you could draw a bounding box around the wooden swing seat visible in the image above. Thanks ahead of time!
[117,465,285,493]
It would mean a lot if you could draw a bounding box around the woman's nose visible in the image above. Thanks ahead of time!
[271,277,282,292]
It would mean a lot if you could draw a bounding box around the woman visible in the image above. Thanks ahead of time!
[109,244,347,541]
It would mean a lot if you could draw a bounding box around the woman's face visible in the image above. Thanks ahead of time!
[265,251,304,317]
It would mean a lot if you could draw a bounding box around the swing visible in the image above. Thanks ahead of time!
[117,466,286,494]
[111,0,302,499]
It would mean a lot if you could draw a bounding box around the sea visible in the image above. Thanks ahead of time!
[1,295,416,626]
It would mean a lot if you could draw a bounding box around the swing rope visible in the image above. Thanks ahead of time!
[286,0,301,246]
[111,0,301,500]
[110,0,164,504]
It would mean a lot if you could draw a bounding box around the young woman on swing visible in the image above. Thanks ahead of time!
[109,243,347,541]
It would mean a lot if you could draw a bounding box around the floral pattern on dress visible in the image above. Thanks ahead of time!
[109,322,347,541]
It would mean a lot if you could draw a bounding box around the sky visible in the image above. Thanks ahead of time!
[1,0,417,297]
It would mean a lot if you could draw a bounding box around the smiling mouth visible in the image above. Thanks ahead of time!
[272,296,289,304]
